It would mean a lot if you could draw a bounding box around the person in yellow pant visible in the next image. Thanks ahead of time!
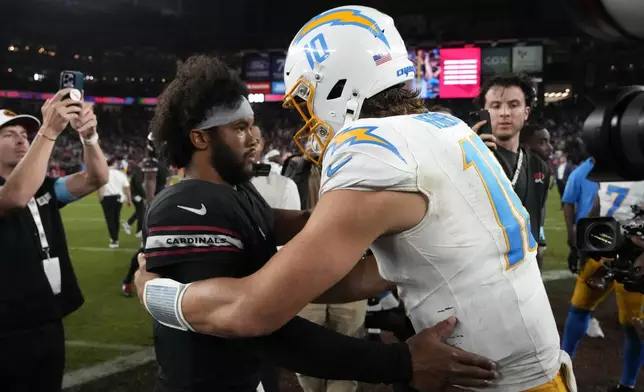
[563,180,644,392]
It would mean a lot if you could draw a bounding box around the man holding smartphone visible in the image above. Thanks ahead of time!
[473,74,551,270]
[0,88,109,391]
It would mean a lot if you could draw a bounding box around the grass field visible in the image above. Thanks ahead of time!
[61,199,153,371]
[61,189,572,376]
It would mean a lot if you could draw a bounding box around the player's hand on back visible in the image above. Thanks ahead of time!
[406,316,499,390]
[471,120,497,151]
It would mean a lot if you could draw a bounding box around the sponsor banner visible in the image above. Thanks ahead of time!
[512,46,543,73]
[481,47,511,74]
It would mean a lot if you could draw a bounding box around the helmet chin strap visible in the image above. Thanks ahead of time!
[342,98,360,128]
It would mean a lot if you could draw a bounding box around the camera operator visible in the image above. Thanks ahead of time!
[563,181,644,392]
[561,140,598,274]
[0,89,109,391]
[629,236,644,341]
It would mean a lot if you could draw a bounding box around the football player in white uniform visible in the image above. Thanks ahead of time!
[137,5,576,391]
[566,181,644,392]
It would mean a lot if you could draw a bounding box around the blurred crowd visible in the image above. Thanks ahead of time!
[0,97,591,174]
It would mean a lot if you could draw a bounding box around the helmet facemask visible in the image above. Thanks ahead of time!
[282,76,334,165]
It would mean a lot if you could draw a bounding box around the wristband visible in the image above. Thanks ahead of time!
[143,278,195,331]
[38,132,57,142]
[80,132,99,146]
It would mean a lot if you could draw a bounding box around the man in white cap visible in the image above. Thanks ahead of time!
[0,88,109,392]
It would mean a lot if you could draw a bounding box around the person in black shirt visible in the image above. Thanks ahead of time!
[520,123,555,266]
[0,90,109,392]
[134,54,497,392]
[122,136,171,297]
[473,74,551,271]
[520,124,554,165]
[142,132,171,201]
[124,162,146,237]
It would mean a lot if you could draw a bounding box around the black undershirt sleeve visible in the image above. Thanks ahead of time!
[162,261,413,385]
[245,315,412,384]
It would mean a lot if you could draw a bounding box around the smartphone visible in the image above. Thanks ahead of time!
[59,70,84,100]
[468,109,493,135]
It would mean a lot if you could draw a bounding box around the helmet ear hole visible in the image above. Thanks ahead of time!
[326,79,347,100]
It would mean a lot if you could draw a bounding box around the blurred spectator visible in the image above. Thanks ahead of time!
[123,162,146,238]
[250,125,300,212]
[98,157,132,248]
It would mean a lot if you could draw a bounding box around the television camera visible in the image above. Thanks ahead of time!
[564,1,644,292]
[576,205,644,293]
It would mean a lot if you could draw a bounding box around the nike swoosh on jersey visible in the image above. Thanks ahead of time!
[326,156,352,177]
[177,204,207,215]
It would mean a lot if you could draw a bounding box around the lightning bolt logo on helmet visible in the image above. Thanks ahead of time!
[282,6,414,165]
[293,8,390,49]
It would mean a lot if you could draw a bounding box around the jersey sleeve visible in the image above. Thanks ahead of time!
[144,193,246,276]
[561,170,580,205]
[40,176,74,209]
[320,121,418,195]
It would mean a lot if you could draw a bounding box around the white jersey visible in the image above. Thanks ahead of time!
[598,181,644,221]
[320,113,562,391]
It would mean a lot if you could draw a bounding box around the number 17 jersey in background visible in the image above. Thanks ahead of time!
[598,181,644,221]
[319,112,564,391]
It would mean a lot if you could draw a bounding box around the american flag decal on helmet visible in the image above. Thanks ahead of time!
[372,53,392,66]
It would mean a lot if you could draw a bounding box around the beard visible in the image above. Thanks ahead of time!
[210,136,252,186]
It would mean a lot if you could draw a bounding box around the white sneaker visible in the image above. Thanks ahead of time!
[122,222,132,235]
[109,241,119,249]
[135,231,142,238]
[586,317,605,338]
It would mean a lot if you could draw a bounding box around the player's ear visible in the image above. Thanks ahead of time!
[189,129,210,150]
[524,105,531,121]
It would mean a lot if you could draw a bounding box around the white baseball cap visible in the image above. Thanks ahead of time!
[263,149,280,161]
[0,109,41,134]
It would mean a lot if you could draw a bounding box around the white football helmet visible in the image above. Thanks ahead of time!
[282,5,415,164]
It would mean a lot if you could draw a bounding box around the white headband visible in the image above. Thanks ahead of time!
[196,96,254,130]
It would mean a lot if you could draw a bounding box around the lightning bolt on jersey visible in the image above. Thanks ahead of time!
[320,113,563,391]
[598,181,644,221]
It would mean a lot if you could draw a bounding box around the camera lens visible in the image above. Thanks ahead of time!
[582,86,644,181]
[565,0,644,41]
[586,221,618,250]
